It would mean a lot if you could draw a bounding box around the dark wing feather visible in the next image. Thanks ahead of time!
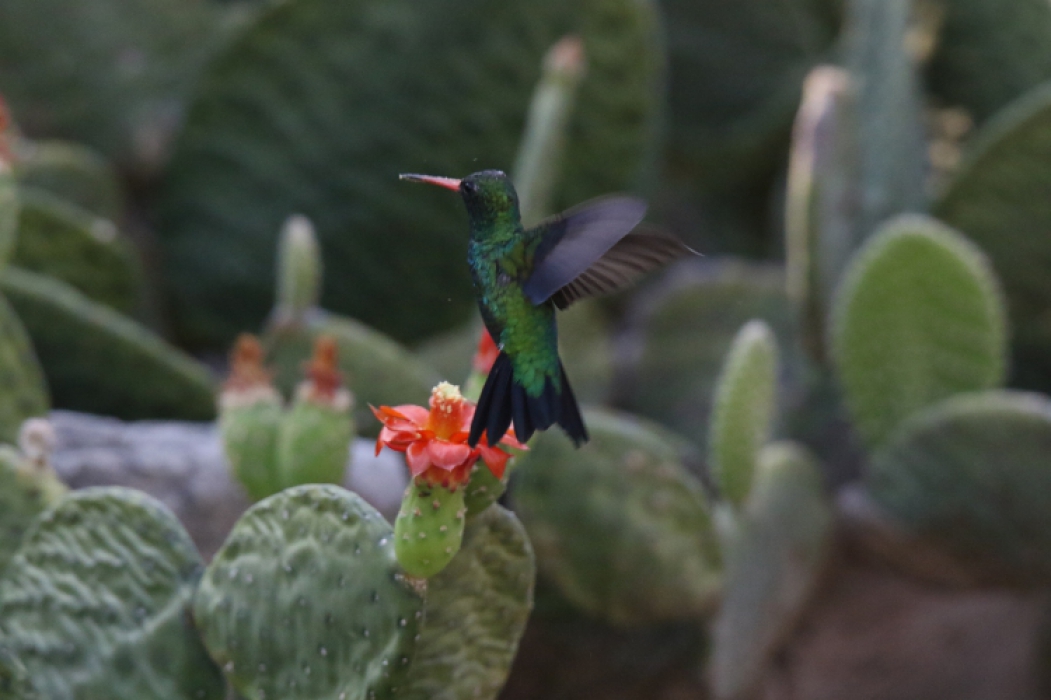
[522,196,648,305]
[549,226,697,309]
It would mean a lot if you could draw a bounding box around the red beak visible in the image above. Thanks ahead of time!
[399,173,462,191]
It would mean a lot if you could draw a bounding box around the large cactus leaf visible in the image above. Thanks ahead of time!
[830,215,1006,447]
[711,441,832,700]
[403,505,534,700]
[709,320,779,506]
[866,390,1051,585]
[158,0,664,347]
[194,484,425,700]
[0,267,214,420]
[0,487,225,700]
[934,81,1051,391]
[512,408,720,625]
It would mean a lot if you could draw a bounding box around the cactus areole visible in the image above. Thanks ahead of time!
[373,382,524,490]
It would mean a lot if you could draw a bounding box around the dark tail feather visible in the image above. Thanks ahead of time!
[468,352,588,447]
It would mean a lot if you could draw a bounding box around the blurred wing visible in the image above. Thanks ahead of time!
[522,196,648,304]
[548,226,697,309]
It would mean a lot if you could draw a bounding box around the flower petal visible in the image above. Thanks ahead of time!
[405,441,432,477]
[477,445,510,480]
[391,404,430,426]
[427,440,473,469]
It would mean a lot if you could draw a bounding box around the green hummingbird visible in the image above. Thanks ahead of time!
[400,169,695,448]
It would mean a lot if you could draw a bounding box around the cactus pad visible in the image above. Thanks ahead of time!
[277,398,354,491]
[866,390,1051,585]
[403,505,534,700]
[934,81,1051,389]
[512,408,721,624]
[0,266,215,420]
[709,320,779,506]
[193,484,425,700]
[0,293,49,444]
[0,646,40,699]
[0,487,225,700]
[394,482,467,579]
[159,0,663,346]
[830,215,1007,447]
[711,441,833,699]
[0,162,17,269]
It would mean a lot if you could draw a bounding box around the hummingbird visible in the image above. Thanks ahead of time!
[400,169,695,448]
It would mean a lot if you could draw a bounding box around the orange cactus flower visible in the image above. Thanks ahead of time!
[372,381,525,490]
[472,327,500,374]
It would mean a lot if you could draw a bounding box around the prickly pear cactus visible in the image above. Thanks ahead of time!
[193,484,425,700]
[12,139,123,220]
[0,487,225,700]
[709,320,779,506]
[0,293,49,444]
[394,482,467,579]
[866,390,1051,585]
[276,336,355,489]
[0,266,215,420]
[15,188,142,314]
[934,81,1051,390]
[159,0,664,346]
[403,505,534,700]
[830,215,1006,446]
[219,334,283,501]
[711,441,833,700]
[512,408,720,624]
[267,313,438,438]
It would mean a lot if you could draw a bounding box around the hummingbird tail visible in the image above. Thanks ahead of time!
[468,352,588,448]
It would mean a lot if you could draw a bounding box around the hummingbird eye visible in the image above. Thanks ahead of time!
[462,181,477,194]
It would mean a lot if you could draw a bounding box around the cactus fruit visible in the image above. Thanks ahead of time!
[14,188,143,314]
[219,334,283,501]
[193,484,425,700]
[865,390,1051,586]
[0,487,225,700]
[276,335,354,489]
[159,0,664,346]
[933,81,1051,390]
[12,139,123,221]
[709,320,780,506]
[403,505,535,700]
[395,482,468,580]
[0,266,215,420]
[830,215,1007,447]
[0,292,49,444]
[0,420,66,573]
[512,408,721,625]
[711,441,833,700]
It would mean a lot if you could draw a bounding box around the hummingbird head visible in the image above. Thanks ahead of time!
[399,169,521,234]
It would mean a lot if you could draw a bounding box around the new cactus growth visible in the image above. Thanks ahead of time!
[219,333,283,501]
[277,335,354,489]
[0,487,225,700]
[374,382,524,578]
[0,419,66,572]
[273,213,322,325]
[193,484,425,700]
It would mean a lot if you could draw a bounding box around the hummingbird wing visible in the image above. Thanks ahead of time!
[522,196,695,309]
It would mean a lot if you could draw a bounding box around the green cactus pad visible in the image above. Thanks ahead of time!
[395,481,467,579]
[934,81,1051,389]
[0,446,63,573]
[13,140,123,220]
[0,293,49,444]
[463,462,507,517]
[194,484,425,700]
[0,266,215,420]
[220,396,283,502]
[0,487,224,700]
[277,397,354,490]
[0,164,18,270]
[0,646,41,700]
[926,0,1051,125]
[866,390,1051,585]
[830,215,1006,447]
[266,314,439,438]
[617,260,797,446]
[159,0,663,346]
[15,188,142,314]
[512,408,721,625]
[711,441,833,699]
[709,320,779,506]
[403,505,534,700]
